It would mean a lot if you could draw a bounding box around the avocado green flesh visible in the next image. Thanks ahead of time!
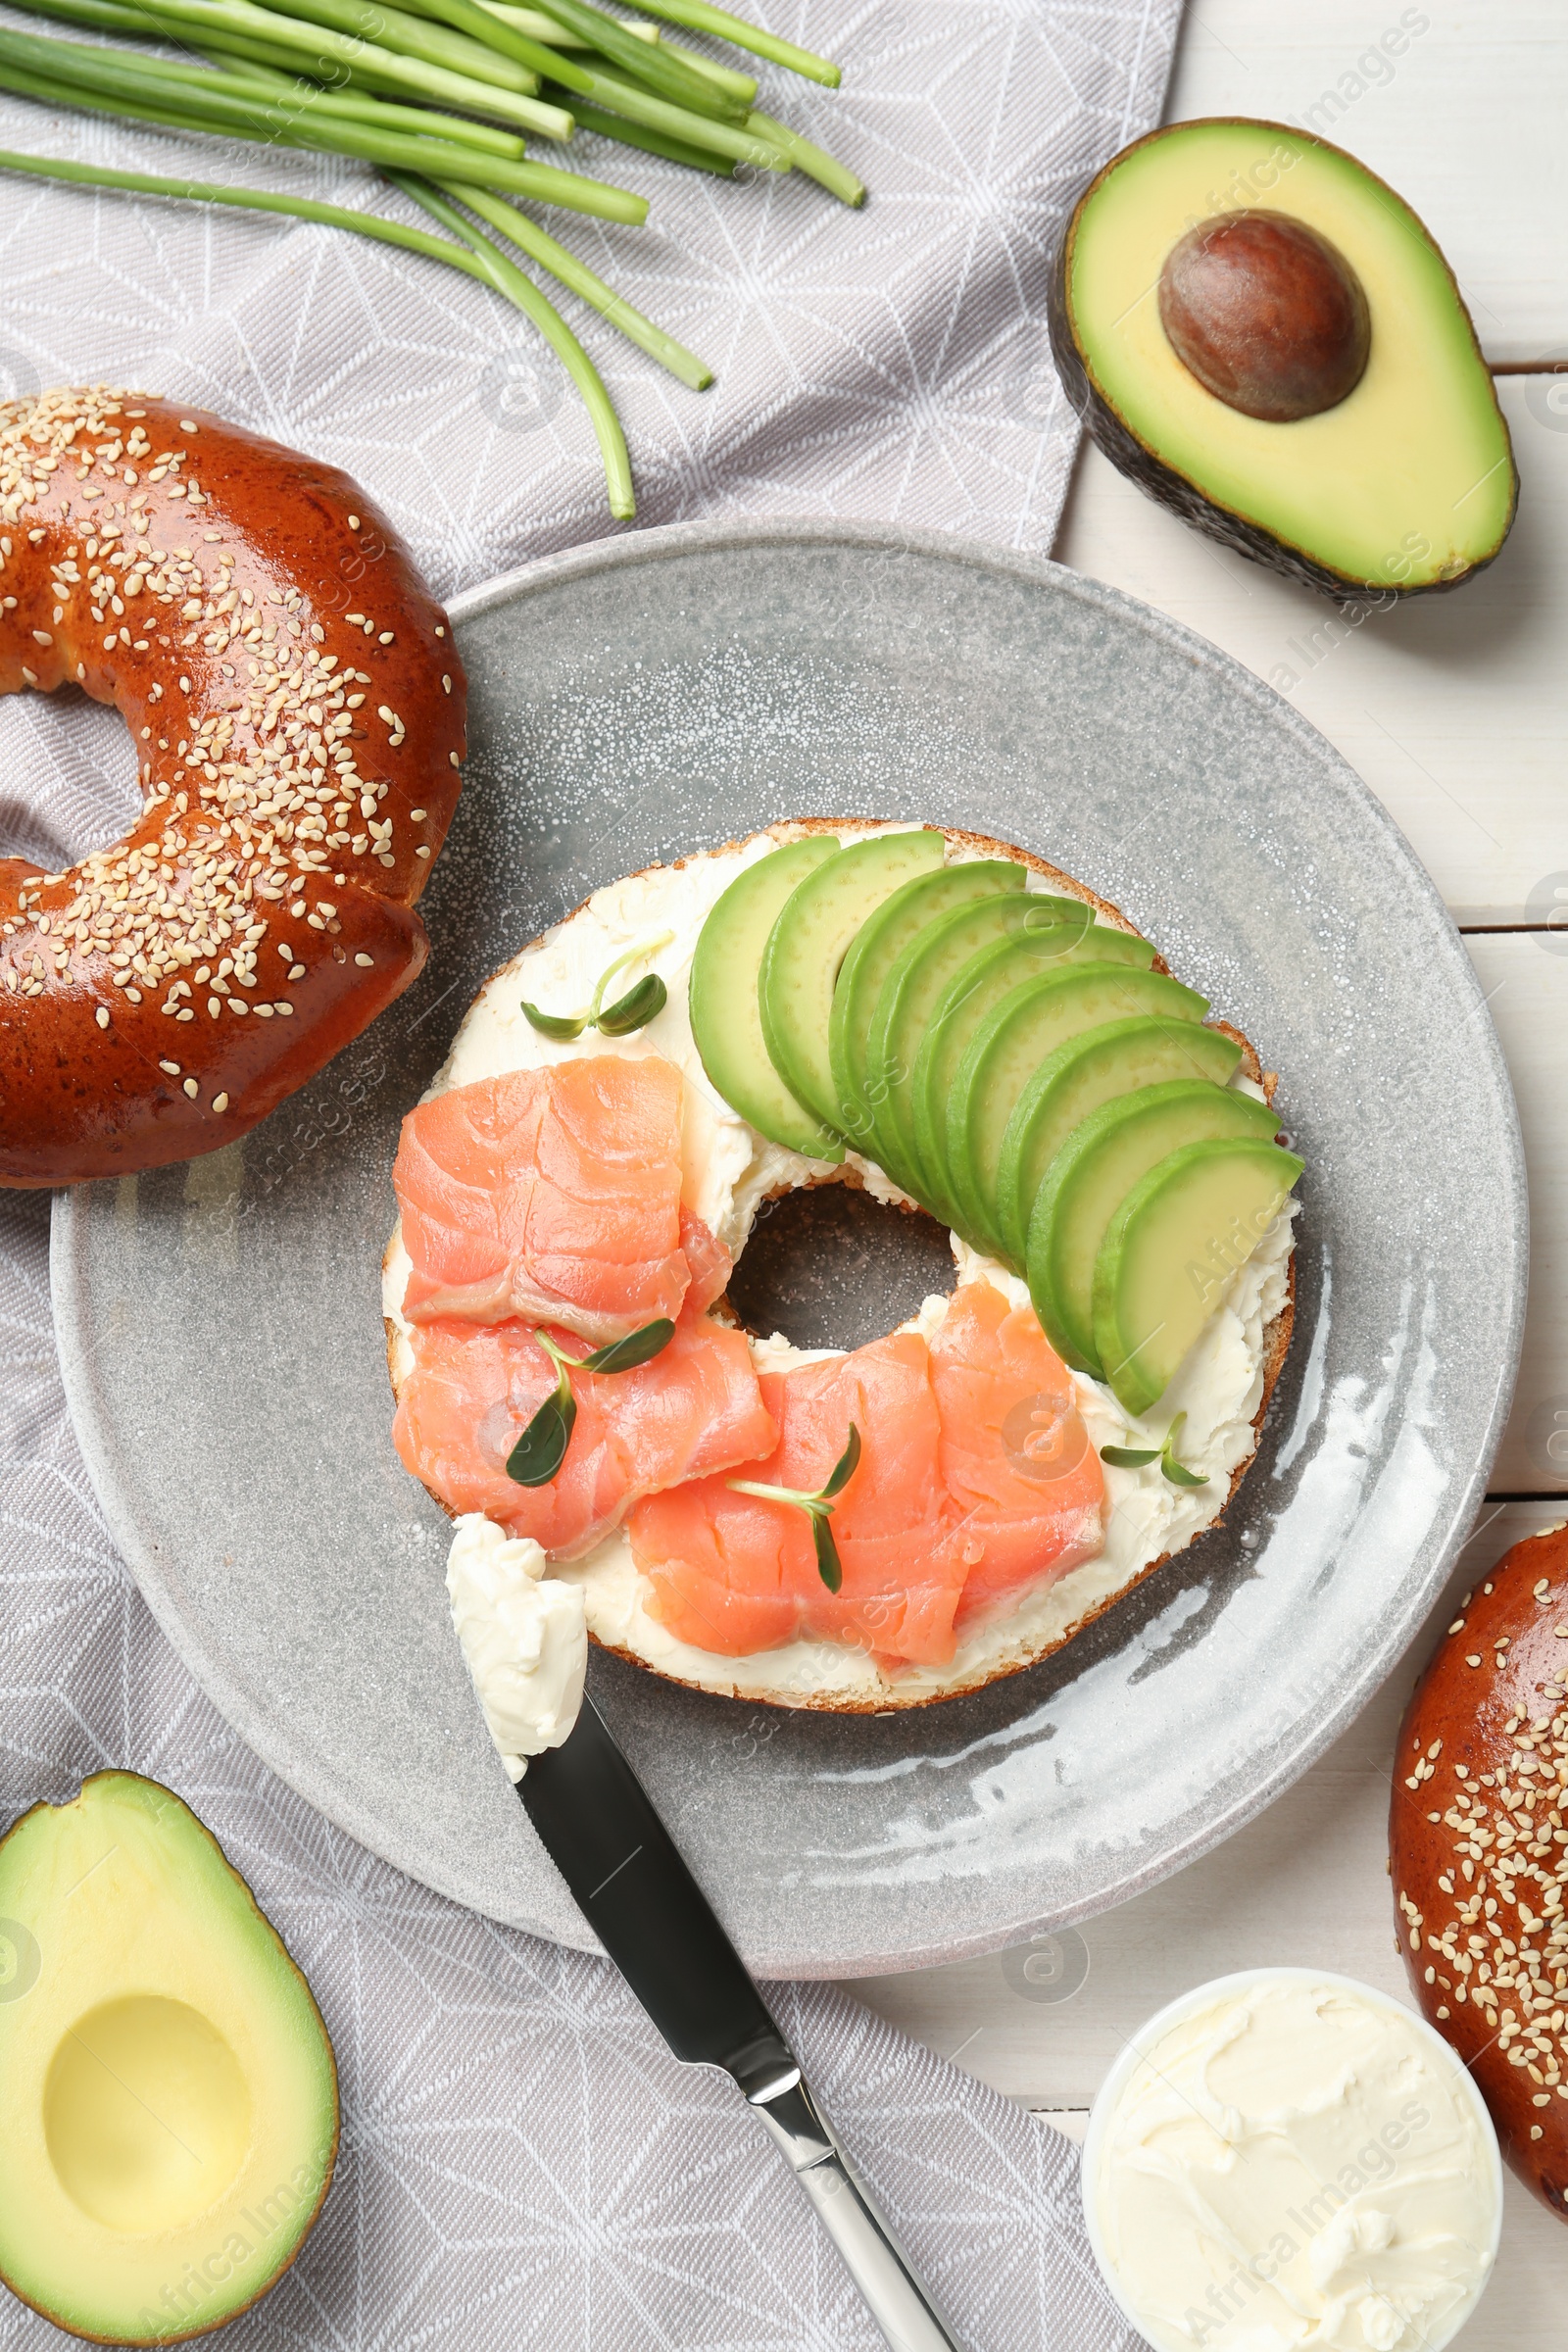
[1092,1134,1303,1415]
[1030,1080,1282,1374]
[689,836,844,1161]
[994,1016,1244,1267]
[860,892,1094,1189]
[0,1771,337,2343]
[1066,121,1515,590]
[828,859,1023,1149]
[760,830,944,1134]
[910,937,1163,1221]
[945,973,1209,1259]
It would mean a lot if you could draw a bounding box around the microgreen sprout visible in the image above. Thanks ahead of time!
[506,1317,675,1486]
[521,931,673,1041]
[728,1423,860,1592]
[1100,1410,1209,1490]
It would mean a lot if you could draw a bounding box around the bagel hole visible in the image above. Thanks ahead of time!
[0,684,142,869]
[725,1182,956,1354]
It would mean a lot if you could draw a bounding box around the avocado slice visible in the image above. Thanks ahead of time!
[909,937,1165,1221]
[1029,1080,1284,1376]
[0,1771,337,2344]
[862,892,1088,1189]
[866,897,1150,1195]
[940,967,1208,1254]
[994,1015,1244,1267]
[1049,119,1516,602]
[690,834,843,1161]
[828,858,1024,1152]
[760,829,944,1134]
[1092,1134,1302,1415]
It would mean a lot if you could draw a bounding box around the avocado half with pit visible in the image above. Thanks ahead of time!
[0,1772,338,2343]
[1049,118,1517,602]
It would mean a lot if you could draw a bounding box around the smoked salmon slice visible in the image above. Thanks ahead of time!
[393,1308,776,1560]
[930,1281,1104,1624]
[629,1283,1103,1667]
[394,1057,729,1345]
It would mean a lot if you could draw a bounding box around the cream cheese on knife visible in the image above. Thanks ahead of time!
[445,1515,587,1780]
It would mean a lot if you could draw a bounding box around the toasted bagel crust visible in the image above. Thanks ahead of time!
[0,387,465,1185]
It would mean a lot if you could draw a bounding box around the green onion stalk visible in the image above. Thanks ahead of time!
[0,30,647,213]
[0,145,636,513]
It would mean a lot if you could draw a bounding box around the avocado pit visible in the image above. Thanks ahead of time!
[1157,209,1371,422]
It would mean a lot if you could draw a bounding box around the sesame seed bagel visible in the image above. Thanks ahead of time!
[1392,1523,1568,2218]
[0,385,465,1186]
[386,819,1298,1713]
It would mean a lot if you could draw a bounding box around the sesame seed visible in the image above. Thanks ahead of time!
[449,752,460,767]
[213,1091,228,1112]
[1467,1655,1483,1668]
[94,1006,110,1029]
[179,419,198,431]
[182,1076,198,1098]
[415,844,431,858]
[410,808,426,821]
[159,1059,179,1075]
[354,952,373,966]
[348,514,360,529]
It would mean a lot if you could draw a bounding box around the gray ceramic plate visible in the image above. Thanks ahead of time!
[52,521,1526,1979]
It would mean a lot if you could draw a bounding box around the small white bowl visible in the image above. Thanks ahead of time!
[1080,1966,1504,2352]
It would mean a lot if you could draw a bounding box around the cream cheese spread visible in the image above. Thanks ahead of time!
[445,1514,587,1779]
[390,822,1296,1703]
[1086,1971,1499,2352]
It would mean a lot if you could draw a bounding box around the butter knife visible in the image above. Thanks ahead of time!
[518,1696,962,2352]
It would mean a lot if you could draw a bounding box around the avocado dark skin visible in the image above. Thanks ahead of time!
[1047,119,1516,608]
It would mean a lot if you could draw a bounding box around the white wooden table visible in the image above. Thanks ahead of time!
[844,9,1568,2340]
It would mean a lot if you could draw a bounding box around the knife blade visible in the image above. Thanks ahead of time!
[519,1696,962,2352]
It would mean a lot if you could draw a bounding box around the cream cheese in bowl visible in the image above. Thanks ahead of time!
[1082,1968,1500,2352]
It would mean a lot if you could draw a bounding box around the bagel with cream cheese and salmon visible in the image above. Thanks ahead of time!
[384,820,1299,1711]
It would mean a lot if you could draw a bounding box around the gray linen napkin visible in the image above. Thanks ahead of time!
[0,0,1181,2336]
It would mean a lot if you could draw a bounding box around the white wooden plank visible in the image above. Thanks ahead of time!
[1054,382,1568,925]
[1164,4,1568,360]
[845,1503,1568,2345]
[1468,936,1568,1494]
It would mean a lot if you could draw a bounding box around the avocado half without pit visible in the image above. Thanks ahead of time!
[1049,117,1517,602]
[0,1772,338,2344]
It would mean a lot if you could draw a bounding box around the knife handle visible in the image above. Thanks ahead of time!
[751,2077,962,2352]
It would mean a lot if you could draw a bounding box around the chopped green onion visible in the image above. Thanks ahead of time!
[0,145,636,514]
[198,42,528,150]
[0,39,643,213]
[579,63,783,167]
[617,0,840,86]
[746,107,860,204]
[448,174,716,380]
[498,0,745,119]
[548,91,732,173]
[389,172,633,514]
[648,35,755,105]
